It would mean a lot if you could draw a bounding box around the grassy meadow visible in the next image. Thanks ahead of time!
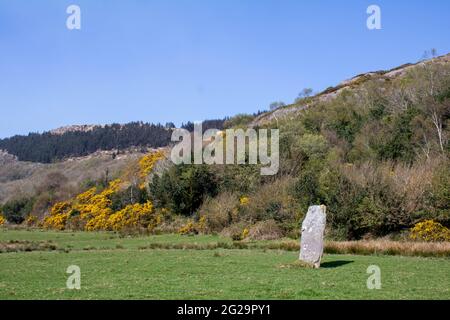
[0,229,449,300]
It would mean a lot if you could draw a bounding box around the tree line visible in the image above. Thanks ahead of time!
[0,119,227,163]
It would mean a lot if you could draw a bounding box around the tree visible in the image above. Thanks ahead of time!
[165,122,176,129]
[269,101,286,111]
[412,61,450,154]
[295,88,313,103]
[149,164,218,216]
[422,48,438,61]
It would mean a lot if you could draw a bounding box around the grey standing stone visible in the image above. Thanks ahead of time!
[299,205,326,268]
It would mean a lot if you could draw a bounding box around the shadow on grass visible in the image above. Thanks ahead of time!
[320,260,354,268]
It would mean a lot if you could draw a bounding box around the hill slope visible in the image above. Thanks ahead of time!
[1,54,449,240]
[0,122,172,163]
[0,149,149,203]
[251,53,450,127]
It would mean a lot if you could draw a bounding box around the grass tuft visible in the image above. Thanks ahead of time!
[0,240,57,253]
[278,260,315,269]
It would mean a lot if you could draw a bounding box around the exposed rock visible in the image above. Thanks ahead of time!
[0,150,18,165]
[49,124,102,135]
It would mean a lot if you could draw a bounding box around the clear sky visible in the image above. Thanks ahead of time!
[1,0,449,138]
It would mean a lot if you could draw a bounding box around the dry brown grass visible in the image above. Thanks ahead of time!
[324,240,450,258]
[138,238,450,257]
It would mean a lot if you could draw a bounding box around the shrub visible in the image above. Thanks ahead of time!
[220,223,248,241]
[138,151,166,187]
[223,114,255,129]
[293,159,324,214]
[43,152,164,232]
[178,221,196,235]
[198,192,240,232]
[25,215,38,227]
[239,196,249,206]
[149,164,218,216]
[178,216,207,235]
[242,177,300,227]
[216,164,261,194]
[376,108,417,163]
[242,227,249,240]
[199,178,299,237]
[153,211,188,234]
[111,186,150,211]
[43,201,72,230]
[409,220,450,242]
[294,159,440,240]
[298,133,329,159]
[107,201,161,232]
[81,184,159,232]
[2,197,34,224]
[428,164,450,224]
[196,216,207,234]
[0,214,5,226]
[247,220,283,240]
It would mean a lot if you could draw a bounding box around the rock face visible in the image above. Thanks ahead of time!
[299,205,327,268]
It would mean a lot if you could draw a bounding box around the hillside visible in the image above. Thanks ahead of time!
[0,148,151,204]
[251,53,450,127]
[0,122,172,163]
[1,54,449,241]
[0,119,228,164]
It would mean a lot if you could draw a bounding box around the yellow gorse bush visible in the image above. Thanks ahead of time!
[44,151,164,232]
[138,150,165,187]
[239,196,249,206]
[178,216,208,235]
[43,201,71,230]
[241,228,249,239]
[409,220,450,242]
[196,216,207,233]
[178,221,196,235]
[108,201,161,232]
[26,215,38,227]
[0,214,5,226]
[45,179,161,232]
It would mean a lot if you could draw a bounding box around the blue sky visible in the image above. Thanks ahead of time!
[0,0,449,138]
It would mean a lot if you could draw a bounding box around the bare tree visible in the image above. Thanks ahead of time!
[415,59,450,154]
[269,101,286,110]
[295,88,313,103]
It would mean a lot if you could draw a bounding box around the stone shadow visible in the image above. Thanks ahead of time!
[320,260,354,268]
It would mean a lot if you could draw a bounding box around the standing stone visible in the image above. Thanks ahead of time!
[299,205,326,268]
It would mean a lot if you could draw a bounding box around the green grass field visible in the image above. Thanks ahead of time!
[0,229,449,300]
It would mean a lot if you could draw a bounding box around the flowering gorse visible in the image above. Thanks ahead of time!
[138,151,165,187]
[409,220,450,242]
[239,196,249,206]
[25,215,38,227]
[178,216,207,235]
[241,228,249,239]
[44,151,165,232]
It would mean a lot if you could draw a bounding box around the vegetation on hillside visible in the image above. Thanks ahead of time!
[0,122,171,163]
[1,57,449,242]
[10,151,166,232]
[0,119,228,163]
[148,59,450,240]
